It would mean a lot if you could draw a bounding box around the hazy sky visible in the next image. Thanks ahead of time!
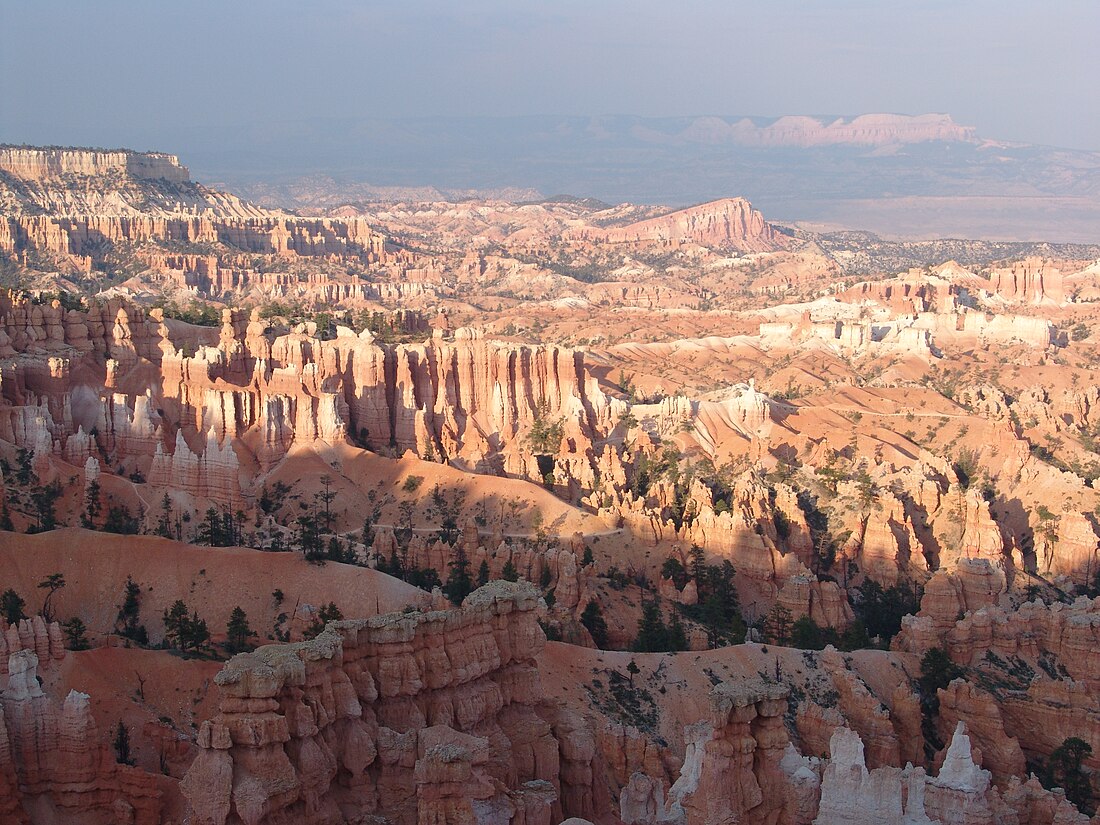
[1,0,1097,151]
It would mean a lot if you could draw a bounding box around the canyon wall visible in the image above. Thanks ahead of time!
[0,650,166,824]
[0,294,621,506]
[181,581,594,825]
[0,147,190,183]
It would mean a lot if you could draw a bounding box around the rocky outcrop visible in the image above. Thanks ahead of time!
[813,723,1089,825]
[182,582,592,825]
[0,618,66,676]
[0,147,387,273]
[0,294,623,508]
[935,680,1025,786]
[986,258,1065,305]
[572,198,788,253]
[0,650,164,824]
[0,147,191,183]
[656,680,814,825]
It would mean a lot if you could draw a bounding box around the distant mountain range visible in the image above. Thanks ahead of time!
[117,114,1100,243]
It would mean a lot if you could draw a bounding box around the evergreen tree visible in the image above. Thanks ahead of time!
[632,600,670,652]
[765,604,793,645]
[689,544,706,582]
[477,560,490,587]
[626,658,640,687]
[580,600,609,648]
[116,576,147,644]
[790,616,826,650]
[184,611,210,651]
[501,559,519,582]
[839,619,871,651]
[163,600,189,649]
[0,498,13,532]
[82,480,102,528]
[37,572,65,622]
[226,606,254,653]
[918,647,963,706]
[155,494,174,538]
[62,617,89,650]
[295,514,324,561]
[407,566,441,592]
[1045,737,1094,814]
[28,481,61,533]
[581,546,594,567]
[444,546,473,605]
[103,505,140,535]
[305,602,344,639]
[113,721,134,765]
[668,612,689,651]
[856,579,919,644]
[661,556,688,589]
[326,535,352,563]
[1,588,26,625]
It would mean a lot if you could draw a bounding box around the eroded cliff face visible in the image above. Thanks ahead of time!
[570,198,788,253]
[182,581,594,825]
[0,147,191,183]
[896,594,1100,793]
[0,147,388,278]
[0,293,621,510]
[0,650,165,825]
[812,724,1087,825]
[598,679,820,825]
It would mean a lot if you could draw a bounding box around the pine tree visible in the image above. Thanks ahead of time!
[305,602,344,639]
[295,514,324,561]
[1,588,26,625]
[62,617,89,650]
[632,600,670,652]
[226,606,253,653]
[113,721,134,765]
[689,543,706,583]
[155,493,173,538]
[103,505,139,535]
[668,612,689,651]
[117,576,147,644]
[184,611,210,652]
[477,560,490,586]
[765,604,792,646]
[37,572,65,622]
[82,480,102,528]
[316,475,337,534]
[163,600,189,649]
[1045,737,1094,813]
[444,546,473,605]
[626,658,640,687]
[580,600,608,648]
[501,559,519,582]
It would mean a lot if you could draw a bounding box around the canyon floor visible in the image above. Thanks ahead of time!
[1,145,1100,824]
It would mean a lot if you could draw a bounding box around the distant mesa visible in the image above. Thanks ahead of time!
[0,145,190,183]
[571,197,789,253]
[668,112,978,148]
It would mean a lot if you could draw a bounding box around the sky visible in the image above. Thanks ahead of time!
[1,0,1097,153]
